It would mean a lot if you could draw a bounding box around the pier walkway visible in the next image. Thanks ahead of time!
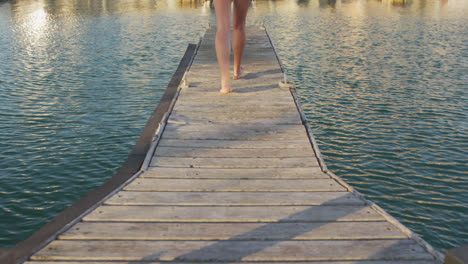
[25,27,442,263]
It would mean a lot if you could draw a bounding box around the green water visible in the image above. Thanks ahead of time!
[0,0,466,253]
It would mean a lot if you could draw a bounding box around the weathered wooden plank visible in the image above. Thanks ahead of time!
[187,62,280,70]
[164,123,306,133]
[31,239,433,261]
[60,221,405,240]
[160,131,307,140]
[160,133,308,140]
[173,103,297,111]
[157,139,313,149]
[185,75,284,85]
[189,64,279,72]
[150,157,319,168]
[168,117,302,125]
[187,68,282,79]
[173,101,294,108]
[141,167,328,179]
[105,191,362,206]
[176,90,293,101]
[154,147,314,157]
[124,178,344,192]
[182,86,285,94]
[170,110,299,120]
[168,114,301,125]
[83,205,383,222]
[172,105,298,113]
[191,58,279,66]
[181,84,284,93]
[184,72,282,80]
[192,53,277,59]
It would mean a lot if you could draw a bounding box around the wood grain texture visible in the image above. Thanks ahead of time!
[105,191,362,206]
[154,147,314,157]
[167,114,302,125]
[31,240,433,261]
[170,111,299,120]
[173,100,294,108]
[141,167,327,179]
[83,205,384,222]
[150,157,319,168]
[157,139,313,149]
[160,131,308,140]
[164,123,306,132]
[123,178,343,192]
[60,222,405,240]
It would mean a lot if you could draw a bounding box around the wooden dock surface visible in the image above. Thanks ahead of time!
[25,27,441,264]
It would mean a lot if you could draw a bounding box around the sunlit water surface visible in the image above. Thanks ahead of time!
[0,0,466,253]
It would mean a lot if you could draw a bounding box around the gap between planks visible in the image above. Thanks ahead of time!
[123,178,344,192]
[82,205,385,223]
[30,239,433,262]
[59,222,406,241]
[104,191,363,206]
[140,167,328,179]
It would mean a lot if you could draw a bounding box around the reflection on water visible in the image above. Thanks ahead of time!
[318,0,336,8]
[8,0,214,18]
[378,0,408,7]
[1,0,467,254]
[4,0,468,13]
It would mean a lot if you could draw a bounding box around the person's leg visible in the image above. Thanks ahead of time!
[232,0,249,79]
[214,0,232,93]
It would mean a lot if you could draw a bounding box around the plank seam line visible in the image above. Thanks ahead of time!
[126,180,343,182]
[104,205,366,207]
[82,220,387,223]
[55,238,408,242]
[121,190,347,193]
[153,156,317,158]
[80,220,390,224]
[151,157,319,159]
[74,219,390,223]
[99,204,365,207]
[157,139,311,142]
[140,177,331,180]
[115,189,349,194]
[154,146,313,149]
[148,166,321,169]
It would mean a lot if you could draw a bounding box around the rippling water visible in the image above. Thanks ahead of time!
[0,0,466,253]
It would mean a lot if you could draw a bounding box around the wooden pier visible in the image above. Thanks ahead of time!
[23,26,442,263]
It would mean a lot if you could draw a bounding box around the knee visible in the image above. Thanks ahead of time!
[233,22,245,31]
[217,26,230,37]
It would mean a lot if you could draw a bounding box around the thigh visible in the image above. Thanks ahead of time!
[233,0,250,27]
[214,0,231,29]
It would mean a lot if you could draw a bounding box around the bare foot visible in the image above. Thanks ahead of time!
[219,79,232,94]
[233,66,244,80]
[219,89,232,94]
